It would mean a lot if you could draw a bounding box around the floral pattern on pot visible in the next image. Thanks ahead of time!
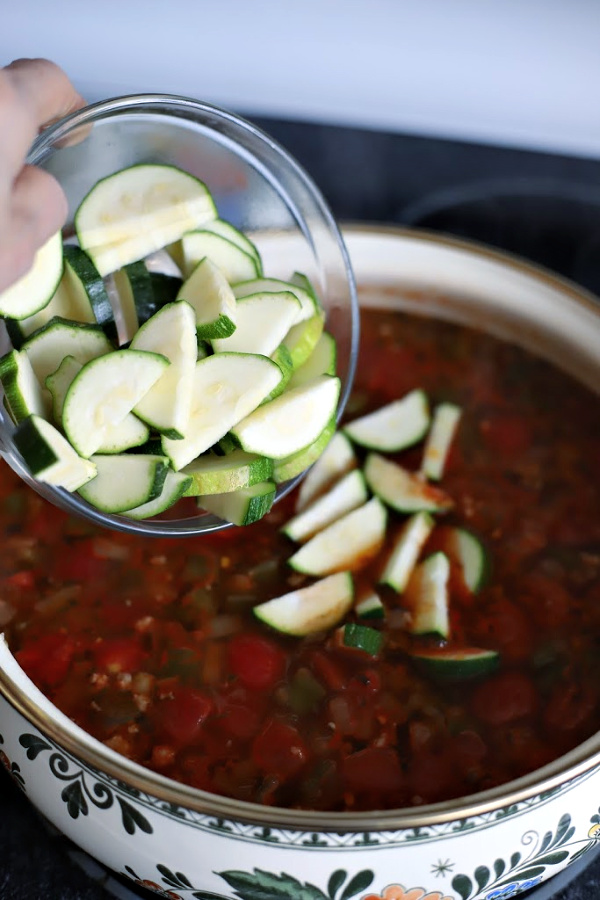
[362,885,454,899]
[0,732,25,790]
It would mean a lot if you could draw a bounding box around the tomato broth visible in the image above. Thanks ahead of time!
[3,307,600,811]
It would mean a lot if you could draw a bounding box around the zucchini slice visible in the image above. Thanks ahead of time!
[181,449,274,496]
[380,511,436,593]
[63,349,170,458]
[266,344,294,401]
[22,318,114,390]
[355,591,385,620]
[337,622,383,656]
[0,231,63,320]
[75,164,216,249]
[405,552,450,639]
[254,571,354,636]
[438,526,489,593]
[410,647,500,681]
[282,313,325,369]
[288,497,387,575]
[202,219,262,269]
[176,257,237,340]
[0,350,46,423]
[288,331,337,389]
[231,375,340,460]
[130,301,197,439]
[112,261,154,344]
[121,470,193,520]
[180,231,259,282]
[78,453,170,513]
[272,417,336,484]
[199,480,276,526]
[233,276,317,323]
[212,292,301,357]
[162,353,283,470]
[282,469,368,543]
[364,453,454,514]
[13,415,97,492]
[344,389,430,452]
[421,402,462,481]
[295,431,357,511]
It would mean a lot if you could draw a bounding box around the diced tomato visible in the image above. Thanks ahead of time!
[309,650,347,692]
[343,747,405,794]
[252,721,307,777]
[227,633,286,690]
[470,670,537,726]
[53,539,109,583]
[5,570,35,590]
[544,680,597,734]
[479,414,533,455]
[156,687,213,746]
[407,750,459,802]
[92,639,147,674]
[217,689,265,740]
[16,633,76,688]
[473,599,533,661]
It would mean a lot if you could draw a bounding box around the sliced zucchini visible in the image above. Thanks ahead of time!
[176,257,237,340]
[162,353,282,470]
[13,415,97,492]
[199,480,276,526]
[421,402,462,481]
[0,350,46,423]
[282,469,368,543]
[337,622,383,656]
[77,453,169,513]
[121,470,193,520]
[149,272,183,308]
[288,331,337,389]
[233,276,317,323]
[295,431,356,511]
[212,292,301,357]
[289,271,324,316]
[231,375,340,460]
[22,318,114,389]
[272,416,336,484]
[63,349,170,458]
[130,301,197,439]
[75,164,216,249]
[180,231,259,282]
[254,571,354,636]
[405,552,450,639]
[0,231,63,320]
[355,591,385,620]
[202,219,262,269]
[380,511,436,593]
[112,261,154,344]
[266,344,294,401]
[344,389,430,452]
[88,224,206,278]
[364,453,454,514]
[288,497,387,575]
[410,647,500,681]
[438,526,489,593]
[181,449,273,496]
[282,313,325,369]
[45,354,82,423]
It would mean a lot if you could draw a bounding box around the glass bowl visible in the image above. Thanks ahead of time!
[0,94,359,537]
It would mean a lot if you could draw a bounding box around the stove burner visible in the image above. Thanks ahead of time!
[397,177,600,299]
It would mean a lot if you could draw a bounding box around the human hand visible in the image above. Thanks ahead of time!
[0,58,85,294]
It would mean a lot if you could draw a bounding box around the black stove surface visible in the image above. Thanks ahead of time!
[2,116,600,900]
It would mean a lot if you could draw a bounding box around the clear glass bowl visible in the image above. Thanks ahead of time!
[0,94,359,537]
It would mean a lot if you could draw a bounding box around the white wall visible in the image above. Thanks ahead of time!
[2,0,600,159]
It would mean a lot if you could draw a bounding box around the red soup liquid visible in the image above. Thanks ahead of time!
[3,307,600,811]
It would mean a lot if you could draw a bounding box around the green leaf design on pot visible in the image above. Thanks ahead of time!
[118,796,153,834]
[19,733,52,760]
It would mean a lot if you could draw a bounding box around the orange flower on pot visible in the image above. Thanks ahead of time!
[363,886,454,900]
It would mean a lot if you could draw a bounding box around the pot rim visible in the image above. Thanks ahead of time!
[2,223,599,833]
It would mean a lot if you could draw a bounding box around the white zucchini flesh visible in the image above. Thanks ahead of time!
[0,231,63,319]
[22,320,114,391]
[282,469,368,543]
[130,301,197,439]
[63,350,170,458]
[380,511,435,593]
[180,231,259,282]
[175,257,237,340]
[355,591,385,620]
[75,164,217,249]
[364,453,454,514]
[405,552,451,638]
[212,292,301,357]
[88,222,205,278]
[111,262,149,344]
[199,480,276,526]
[441,526,489,593]
[421,402,462,480]
[295,431,357,511]
[181,450,273,496]
[45,355,82,423]
[282,314,325,369]
[272,416,336,484]
[0,350,46,423]
[13,415,97,492]
[162,353,283,470]
[233,277,316,323]
[78,454,169,513]
[254,571,354,636]
[202,219,262,267]
[122,470,193,520]
[344,389,430,452]
[287,331,337,389]
[231,375,340,460]
[288,497,387,575]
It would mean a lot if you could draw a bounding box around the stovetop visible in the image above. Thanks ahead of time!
[2,116,600,900]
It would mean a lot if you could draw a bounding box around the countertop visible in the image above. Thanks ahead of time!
[2,116,600,900]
